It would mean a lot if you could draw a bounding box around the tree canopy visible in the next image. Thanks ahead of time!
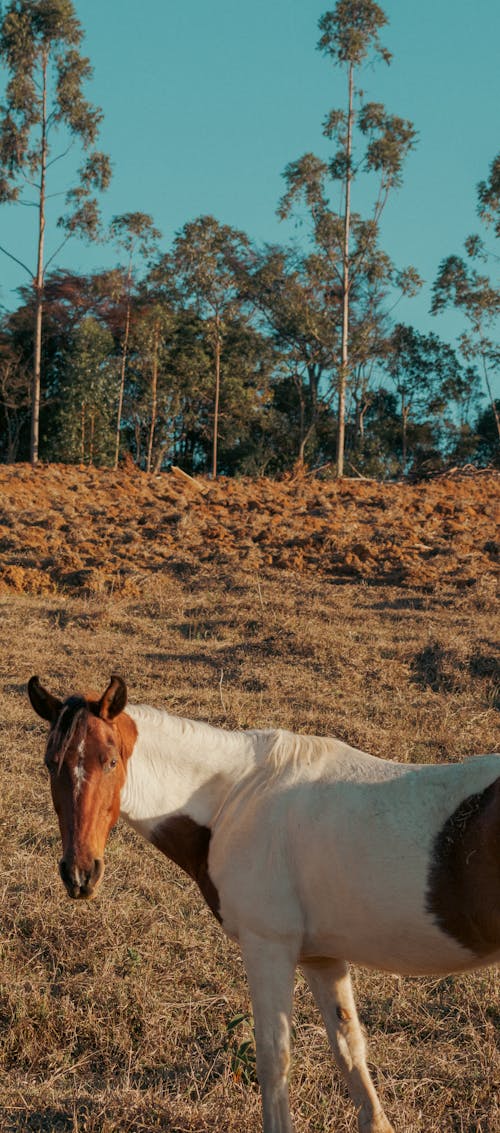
[0,2,497,477]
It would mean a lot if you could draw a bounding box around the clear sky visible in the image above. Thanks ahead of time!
[0,0,499,378]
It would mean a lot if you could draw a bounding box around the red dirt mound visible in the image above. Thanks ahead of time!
[0,464,498,595]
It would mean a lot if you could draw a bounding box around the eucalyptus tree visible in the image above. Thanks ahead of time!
[123,287,175,472]
[279,0,418,475]
[473,398,500,466]
[108,212,162,468]
[383,324,474,474]
[211,318,278,475]
[2,266,117,460]
[0,0,111,464]
[432,153,500,444]
[53,315,116,465]
[172,215,251,477]
[0,333,30,460]
[478,152,500,237]
[244,245,339,465]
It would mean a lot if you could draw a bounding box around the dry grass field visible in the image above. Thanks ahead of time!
[0,466,499,1132]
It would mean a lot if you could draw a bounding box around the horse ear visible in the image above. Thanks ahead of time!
[28,676,63,723]
[98,674,127,721]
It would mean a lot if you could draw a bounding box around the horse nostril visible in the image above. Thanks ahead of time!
[59,858,81,898]
[59,858,70,886]
[92,858,104,885]
[58,858,104,898]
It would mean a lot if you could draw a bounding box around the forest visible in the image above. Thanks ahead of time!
[0,0,499,480]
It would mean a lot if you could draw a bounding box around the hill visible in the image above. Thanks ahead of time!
[0,463,498,596]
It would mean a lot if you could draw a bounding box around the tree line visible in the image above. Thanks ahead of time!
[0,0,498,479]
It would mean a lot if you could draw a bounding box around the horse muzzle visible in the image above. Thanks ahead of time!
[59,857,105,899]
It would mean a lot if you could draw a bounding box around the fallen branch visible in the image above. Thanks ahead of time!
[170,465,208,493]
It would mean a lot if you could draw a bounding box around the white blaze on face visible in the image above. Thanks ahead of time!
[73,738,87,797]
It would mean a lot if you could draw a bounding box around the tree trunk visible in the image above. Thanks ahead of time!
[153,440,171,475]
[297,423,316,467]
[146,319,160,473]
[31,51,48,467]
[114,264,132,470]
[89,412,95,465]
[358,397,371,449]
[212,312,221,479]
[402,400,409,472]
[336,62,354,479]
[292,370,307,466]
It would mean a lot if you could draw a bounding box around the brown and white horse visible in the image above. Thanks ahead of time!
[28,674,500,1133]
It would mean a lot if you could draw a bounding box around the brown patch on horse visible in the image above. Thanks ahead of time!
[113,710,138,763]
[152,815,221,922]
[426,780,500,956]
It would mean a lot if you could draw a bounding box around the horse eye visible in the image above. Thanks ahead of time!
[109,758,117,770]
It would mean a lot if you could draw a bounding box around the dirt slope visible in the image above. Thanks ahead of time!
[0,463,498,595]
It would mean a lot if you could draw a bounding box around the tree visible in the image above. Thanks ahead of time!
[243,245,338,466]
[52,316,116,465]
[477,152,500,237]
[171,215,251,478]
[432,152,500,449]
[279,1,418,476]
[383,324,474,474]
[1,266,116,460]
[109,212,161,469]
[350,386,401,477]
[134,300,172,474]
[0,0,111,464]
[473,399,500,467]
[0,333,30,460]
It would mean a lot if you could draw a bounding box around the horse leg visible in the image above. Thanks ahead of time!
[240,932,297,1133]
[301,958,394,1133]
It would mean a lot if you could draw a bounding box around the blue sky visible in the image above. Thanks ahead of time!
[0,0,499,379]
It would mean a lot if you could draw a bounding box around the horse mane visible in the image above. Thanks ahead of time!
[259,729,333,780]
[46,697,89,770]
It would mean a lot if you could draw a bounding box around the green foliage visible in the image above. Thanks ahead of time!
[477,152,500,237]
[0,0,112,463]
[432,152,500,453]
[383,323,478,473]
[0,7,495,479]
[473,399,500,467]
[0,335,31,460]
[171,215,253,475]
[223,1014,257,1087]
[0,0,110,231]
[318,1,391,67]
[47,316,116,465]
[110,213,162,264]
[359,102,416,189]
[279,2,419,475]
[172,214,250,319]
[0,253,492,477]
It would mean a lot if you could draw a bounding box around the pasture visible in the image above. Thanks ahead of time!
[0,473,499,1130]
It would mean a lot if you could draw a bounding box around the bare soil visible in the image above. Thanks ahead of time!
[0,463,498,597]
[0,464,499,1132]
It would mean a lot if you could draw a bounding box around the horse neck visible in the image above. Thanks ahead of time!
[119,705,259,831]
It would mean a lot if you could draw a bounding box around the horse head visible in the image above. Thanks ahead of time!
[28,674,135,899]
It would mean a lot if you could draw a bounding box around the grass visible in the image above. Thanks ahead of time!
[0,563,499,1131]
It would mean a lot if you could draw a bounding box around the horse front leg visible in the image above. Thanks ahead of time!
[240,932,297,1133]
[301,958,395,1133]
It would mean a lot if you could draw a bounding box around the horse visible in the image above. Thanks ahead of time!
[28,673,500,1133]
